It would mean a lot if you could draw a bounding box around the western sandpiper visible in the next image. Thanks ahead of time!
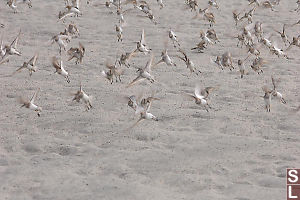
[191,40,206,53]
[72,83,93,111]
[67,42,85,64]
[250,57,266,74]
[115,24,123,42]
[118,49,137,68]
[177,48,201,75]
[194,8,215,27]
[208,0,219,9]
[13,53,38,76]
[270,43,289,59]
[19,88,42,116]
[7,0,18,13]
[237,58,250,78]
[101,59,124,84]
[129,97,158,129]
[262,85,272,112]
[295,0,300,11]
[169,29,180,47]
[0,29,22,65]
[154,41,177,67]
[59,1,81,21]
[65,23,80,38]
[185,0,198,11]
[271,75,286,104]
[51,34,71,55]
[52,56,70,83]
[184,84,215,112]
[240,6,256,24]
[274,24,289,45]
[135,29,151,54]
[286,36,300,51]
[157,0,164,9]
[254,21,263,40]
[232,10,242,26]
[221,52,234,70]
[127,54,155,87]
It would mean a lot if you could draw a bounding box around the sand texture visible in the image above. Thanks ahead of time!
[0,0,299,199]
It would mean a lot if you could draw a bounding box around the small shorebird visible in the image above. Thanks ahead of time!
[99,0,118,8]
[134,1,152,14]
[177,48,201,75]
[260,34,273,49]
[242,27,254,45]
[135,29,151,54]
[157,0,164,9]
[232,10,242,26]
[13,53,38,76]
[127,94,142,113]
[208,0,219,9]
[140,12,158,25]
[221,52,234,70]
[295,0,300,12]
[116,3,133,25]
[250,57,266,74]
[260,1,277,11]
[206,28,219,43]
[286,36,300,51]
[59,0,81,21]
[262,85,272,112]
[168,29,180,47]
[199,30,214,45]
[127,92,159,114]
[118,49,136,68]
[254,21,263,40]
[193,8,215,27]
[51,34,71,55]
[0,35,6,58]
[237,58,249,78]
[212,55,223,69]
[115,24,123,42]
[101,59,124,84]
[101,69,113,84]
[274,24,289,45]
[234,33,246,48]
[185,0,198,11]
[240,6,256,24]
[270,43,289,59]
[52,56,70,83]
[127,54,155,88]
[64,23,80,38]
[271,75,286,104]
[184,84,215,112]
[0,23,4,28]
[292,19,300,26]
[7,0,17,13]
[246,43,260,58]
[134,2,157,24]
[67,42,85,64]
[129,97,158,129]
[72,83,93,111]
[0,30,22,65]
[154,41,177,67]
[248,0,260,6]
[19,88,42,117]
[191,40,206,53]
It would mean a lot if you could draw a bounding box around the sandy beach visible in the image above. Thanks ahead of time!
[0,0,299,199]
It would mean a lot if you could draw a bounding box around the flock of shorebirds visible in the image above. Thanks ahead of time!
[1,0,299,129]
